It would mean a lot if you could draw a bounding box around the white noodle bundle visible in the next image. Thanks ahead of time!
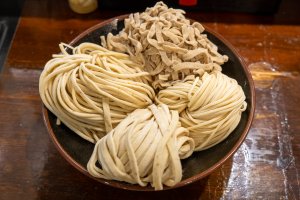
[39,42,155,143]
[156,72,247,151]
[101,1,228,89]
[87,104,195,190]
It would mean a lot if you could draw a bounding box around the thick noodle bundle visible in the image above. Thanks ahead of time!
[156,72,247,151]
[87,104,195,190]
[39,42,155,143]
[101,1,228,89]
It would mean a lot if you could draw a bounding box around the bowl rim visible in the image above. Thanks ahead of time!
[42,14,256,191]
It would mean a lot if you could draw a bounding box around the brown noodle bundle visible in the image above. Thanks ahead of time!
[101,1,228,89]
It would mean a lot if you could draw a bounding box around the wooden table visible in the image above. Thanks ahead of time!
[1,0,300,199]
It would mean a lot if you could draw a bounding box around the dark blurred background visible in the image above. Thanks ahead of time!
[0,0,299,71]
[100,0,282,14]
[0,0,24,70]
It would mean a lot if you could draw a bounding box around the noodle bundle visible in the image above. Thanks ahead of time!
[101,2,228,89]
[156,72,247,151]
[87,104,195,190]
[39,42,155,143]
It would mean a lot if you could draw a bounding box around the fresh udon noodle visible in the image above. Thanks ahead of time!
[39,42,155,143]
[39,2,248,190]
[101,1,228,89]
[156,72,247,151]
[87,104,195,190]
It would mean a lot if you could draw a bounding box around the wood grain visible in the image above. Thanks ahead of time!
[1,0,300,199]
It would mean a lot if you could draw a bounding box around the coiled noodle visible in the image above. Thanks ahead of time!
[87,104,195,190]
[39,42,155,142]
[156,72,247,150]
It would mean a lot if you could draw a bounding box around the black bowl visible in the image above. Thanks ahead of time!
[42,15,255,191]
